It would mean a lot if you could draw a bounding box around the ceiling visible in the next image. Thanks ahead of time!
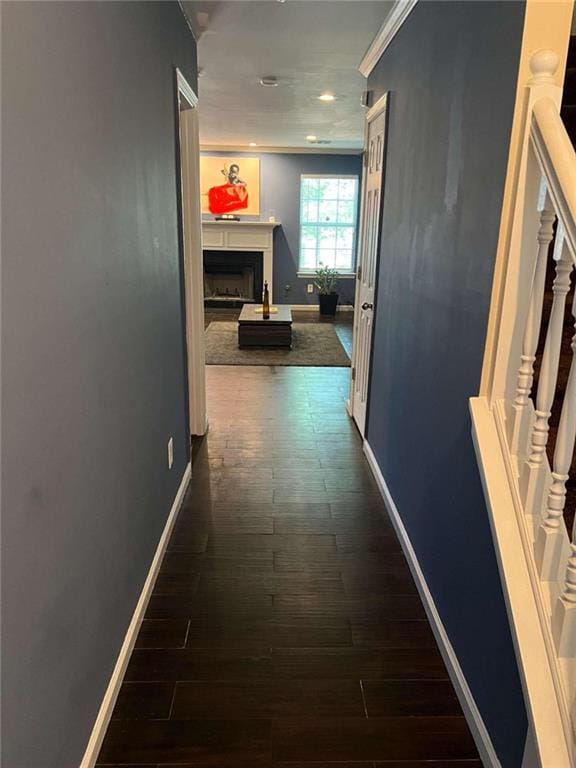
[182,1,392,151]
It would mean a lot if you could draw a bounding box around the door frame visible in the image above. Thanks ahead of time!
[348,92,389,434]
[175,68,207,439]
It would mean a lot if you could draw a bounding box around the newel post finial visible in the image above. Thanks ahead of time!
[529,49,559,85]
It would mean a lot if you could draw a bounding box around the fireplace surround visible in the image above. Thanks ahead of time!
[201,220,280,303]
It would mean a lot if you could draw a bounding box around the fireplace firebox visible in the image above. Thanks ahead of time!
[203,250,264,309]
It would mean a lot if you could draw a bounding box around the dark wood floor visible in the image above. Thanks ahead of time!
[96,364,480,767]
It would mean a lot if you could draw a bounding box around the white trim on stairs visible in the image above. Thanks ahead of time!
[470,398,573,766]
[362,439,502,768]
[79,462,192,768]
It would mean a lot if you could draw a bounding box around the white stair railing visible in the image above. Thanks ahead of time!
[471,48,576,766]
[514,72,576,639]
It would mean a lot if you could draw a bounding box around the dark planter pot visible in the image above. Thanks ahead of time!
[318,292,339,316]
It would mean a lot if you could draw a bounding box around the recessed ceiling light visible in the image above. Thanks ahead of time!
[306,135,317,142]
[249,142,257,147]
[260,76,279,87]
[318,93,336,102]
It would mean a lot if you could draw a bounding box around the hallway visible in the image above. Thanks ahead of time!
[97,365,480,766]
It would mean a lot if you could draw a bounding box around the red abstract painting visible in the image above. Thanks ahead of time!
[208,182,249,214]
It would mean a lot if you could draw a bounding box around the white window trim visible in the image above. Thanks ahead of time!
[300,173,359,179]
[298,173,360,274]
[297,271,356,279]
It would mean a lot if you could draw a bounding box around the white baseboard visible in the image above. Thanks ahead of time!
[362,440,501,768]
[290,304,354,312]
[79,462,192,768]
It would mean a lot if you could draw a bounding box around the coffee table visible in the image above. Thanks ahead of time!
[238,304,293,348]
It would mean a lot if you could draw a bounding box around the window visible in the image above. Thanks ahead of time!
[299,175,359,274]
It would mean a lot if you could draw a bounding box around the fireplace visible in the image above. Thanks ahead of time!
[203,250,264,309]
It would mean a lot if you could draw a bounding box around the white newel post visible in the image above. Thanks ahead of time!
[511,194,556,462]
[534,235,574,578]
[490,50,561,407]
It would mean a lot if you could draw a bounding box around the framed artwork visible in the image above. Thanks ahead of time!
[200,156,260,216]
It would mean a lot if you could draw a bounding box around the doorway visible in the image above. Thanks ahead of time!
[349,93,388,436]
[175,69,207,439]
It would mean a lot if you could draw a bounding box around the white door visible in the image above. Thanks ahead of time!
[350,95,388,435]
[177,70,207,437]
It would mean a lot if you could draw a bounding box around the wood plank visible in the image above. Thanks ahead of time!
[111,681,174,720]
[272,648,448,680]
[125,649,272,681]
[198,573,345,596]
[172,680,364,719]
[362,680,463,716]
[135,619,190,648]
[271,717,478,762]
[99,719,270,764]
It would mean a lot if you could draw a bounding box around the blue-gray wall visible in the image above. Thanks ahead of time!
[201,152,362,305]
[366,2,527,765]
[1,3,196,766]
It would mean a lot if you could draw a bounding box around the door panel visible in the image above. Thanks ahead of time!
[351,100,387,435]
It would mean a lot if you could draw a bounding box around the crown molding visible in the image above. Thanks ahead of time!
[178,1,199,41]
[199,144,363,156]
[176,68,198,109]
[359,0,419,78]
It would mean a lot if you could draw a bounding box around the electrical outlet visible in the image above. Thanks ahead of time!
[167,437,174,469]
[307,283,314,294]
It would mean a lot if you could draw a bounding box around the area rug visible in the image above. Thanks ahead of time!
[204,321,351,367]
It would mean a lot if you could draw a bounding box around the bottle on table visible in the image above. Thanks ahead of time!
[262,281,270,319]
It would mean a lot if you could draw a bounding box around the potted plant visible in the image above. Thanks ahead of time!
[315,266,340,316]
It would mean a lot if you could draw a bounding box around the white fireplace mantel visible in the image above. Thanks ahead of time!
[201,220,281,303]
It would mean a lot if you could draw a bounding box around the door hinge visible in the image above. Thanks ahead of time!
[351,366,356,381]
[357,264,361,281]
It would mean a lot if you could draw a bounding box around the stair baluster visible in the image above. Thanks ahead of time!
[511,196,556,465]
[534,234,574,578]
[553,538,576,656]
[521,228,572,519]
[550,294,576,654]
